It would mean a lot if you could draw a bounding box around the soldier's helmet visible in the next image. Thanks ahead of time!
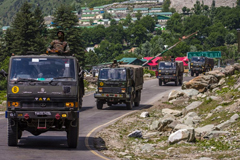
[57,30,64,36]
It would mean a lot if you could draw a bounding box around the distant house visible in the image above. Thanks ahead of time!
[81,14,96,19]
[91,10,101,14]
[175,56,189,68]
[94,6,105,11]
[115,8,128,13]
[72,11,78,15]
[143,57,162,70]
[133,8,149,13]
[135,0,160,3]
[149,8,162,12]
[81,7,88,11]
[82,10,92,15]
[97,19,110,25]
[107,8,115,13]
[86,47,95,52]
[96,14,103,19]
[80,19,91,25]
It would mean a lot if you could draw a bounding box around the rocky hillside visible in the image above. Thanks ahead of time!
[94,63,240,160]
[171,0,237,12]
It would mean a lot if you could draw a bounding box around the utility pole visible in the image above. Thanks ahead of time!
[237,28,240,53]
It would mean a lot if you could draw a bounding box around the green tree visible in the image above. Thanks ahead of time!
[139,15,156,33]
[162,0,171,12]
[105,24,124,44]
[85,50,99,66]
[135,11,142,20]
[225,33,236,45]
[193,0,202,15]
[237,0,240,7]
[182,6,187,13]
[51,5,85,66]
[103,12,112,19]
[130,24,148,46]
[123,14,132,26]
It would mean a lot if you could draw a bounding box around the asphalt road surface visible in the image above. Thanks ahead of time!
[0,77,193,160]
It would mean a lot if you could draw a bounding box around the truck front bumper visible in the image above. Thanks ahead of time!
[6,110,79,120]
[158,75,176,80]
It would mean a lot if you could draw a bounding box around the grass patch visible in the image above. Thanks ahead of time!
[200,111,234,126]
[196,138,233,151]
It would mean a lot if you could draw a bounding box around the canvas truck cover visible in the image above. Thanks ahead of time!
[206,58,214,67]
[119,65,144,87]
[175,61,184,73]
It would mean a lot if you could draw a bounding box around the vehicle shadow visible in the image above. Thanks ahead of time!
[17,136,102,151]
[80,106,94,112]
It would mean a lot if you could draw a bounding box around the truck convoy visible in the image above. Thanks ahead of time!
[94,62,144,110]
[158,61,184,86]
[190,56,214,76]
[0,53,84,148]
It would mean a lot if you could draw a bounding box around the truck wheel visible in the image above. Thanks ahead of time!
[196,73,199,76]
[191,71,194,77]
[18,130,22,139]
[179,78,182,85]
[67,118,79,148]
[126,96,134,110]
[107,103,112,107]
[158,79,162,86]
[175,77,178,86]
[134,91,141,107]
[8,118,18,146]
[96,101,103,110]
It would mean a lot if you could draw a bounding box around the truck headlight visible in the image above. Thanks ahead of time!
[121,88,126,93]
[173,74,176,76]
[191,63,193,65]
[159,74,161,76]
[99,87,103,92]
[159,70,161,72]
[8,102,20,107]
[202,67,204,68]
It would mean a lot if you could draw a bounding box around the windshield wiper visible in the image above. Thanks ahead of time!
[49,77,73,84]
[15,78,41,84]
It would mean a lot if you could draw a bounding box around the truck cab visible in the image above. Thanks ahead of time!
[158,61,183,86]
[1,54,84,148]
[190,56,214,76]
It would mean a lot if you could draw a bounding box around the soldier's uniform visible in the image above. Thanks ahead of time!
[47,31,70,53]
[48,40,70,53]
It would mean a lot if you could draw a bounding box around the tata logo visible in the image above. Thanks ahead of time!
[38,88,46,93]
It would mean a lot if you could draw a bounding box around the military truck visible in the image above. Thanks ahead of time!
[0,53,84,148]
[94,63,144,110]
[190,56,214,76]
[158,61,184,86]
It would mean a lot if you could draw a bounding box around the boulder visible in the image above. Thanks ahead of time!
[181,112,201,127]
[234,77,240,89]
[169,98,189,106]
[174,124,194,131]
[224,65,235,76]
[210,83,219,89]
[140,112,150,118]
[209,96,222,101]
[167,120,182,129]
[168,90,187,101]
[212,106,223,113]
[205,70,225,79]
[128,130,142,138]
[141,144,155,152]
[206,131,230,139]
[182,101,203,114]
[212,88,220,93]
[168,129,195,144]
[183,75,218,92]
[181,89,199,97]
[218,78,226,86]
[233,63,240,71]
[195,124,215,135]
[143,73,151,78]
[162,108,182,117]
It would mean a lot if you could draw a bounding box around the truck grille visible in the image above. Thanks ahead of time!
[103,87,121,93]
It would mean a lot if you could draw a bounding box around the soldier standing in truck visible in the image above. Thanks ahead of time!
[47,30,70,54]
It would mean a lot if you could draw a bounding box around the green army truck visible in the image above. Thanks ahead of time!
[158,61,184,86]
[94,64,144,110]
[0,53,84,148]
[190,56,214,76]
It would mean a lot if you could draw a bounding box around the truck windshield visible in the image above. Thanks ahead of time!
[99,68,126,80]
[191,57,205,62]
[10,57,76,81]
[159,62,176,69]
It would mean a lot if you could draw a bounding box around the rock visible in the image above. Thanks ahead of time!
[140,144,155,152]
[195,124,215,135]
[212,106,223,113]
[206,131,230,139]
[212,88,220,92]
[143,132,159,138]
[219,100,231,105]
[234,77,240,89]
[183,75,218,92]
[169,98,189,106]
[143,73,151,78]
[150,120,160,130]
[168,90,187,101]
[140,112,149,118]
[168,129,195,144]
[181,89,199,97]
[205,70,225,79]
[205,113,213,119]
[162,108,182,117]
[199,157,213,160]
[215,120,232,130]
[224,65,235,76]
[197,93,203,98]
[181,112,201,127]
[233,63,240,71]
[230,114,239,122]
[201,94,207,98]
[167,120,181,129]
[209,96,222,101]
[150,114,175,131]
[210,83,219,89]
[2,101,6,106]
[218,78,226,86]
[128,130,142,138]
[174,124,193,131]
[183,101,203,114]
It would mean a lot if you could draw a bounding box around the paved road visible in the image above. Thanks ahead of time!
[0,77,192,160]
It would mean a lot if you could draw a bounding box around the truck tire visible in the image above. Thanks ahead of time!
[134,91,141,107]
[159,79,162,86]
[97,101,103,110]
[191,70,194,77]
[18,130,22,139]
[196,73,199,76]
[126,96,134,110]
[175,77,178,86]
[179,77,183,85]
[67,118,79,148]
[8,118,18,146]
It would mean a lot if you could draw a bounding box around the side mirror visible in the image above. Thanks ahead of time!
[0,69,8,77]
